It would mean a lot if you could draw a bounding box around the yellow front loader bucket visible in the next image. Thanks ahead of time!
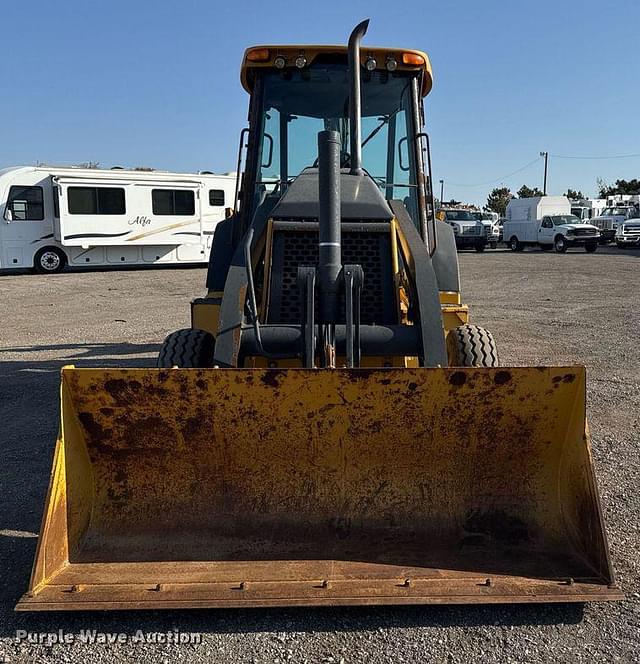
[17,366,621,610]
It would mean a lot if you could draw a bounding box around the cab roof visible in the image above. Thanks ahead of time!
[240,45,433,96]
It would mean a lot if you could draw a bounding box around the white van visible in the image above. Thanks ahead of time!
[0,166,236,273]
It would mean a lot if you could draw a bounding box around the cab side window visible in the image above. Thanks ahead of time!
[5,186,44,220]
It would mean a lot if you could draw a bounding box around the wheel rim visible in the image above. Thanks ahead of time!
[40,251,61,271]
[555,238,564,250]
[511,238,517,250]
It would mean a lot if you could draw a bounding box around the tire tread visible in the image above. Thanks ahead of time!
[452,324,499,367]
[157,329,215,368]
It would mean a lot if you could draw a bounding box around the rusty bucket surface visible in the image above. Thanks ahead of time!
[17,366,621,610]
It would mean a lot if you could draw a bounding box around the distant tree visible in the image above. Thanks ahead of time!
[597,178,640,197]
[565,188,584,200]
[517,184,544,198]
[486,187,513,216]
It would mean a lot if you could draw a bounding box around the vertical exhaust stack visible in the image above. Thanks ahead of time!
[317,130,342,366]
[317,130,342,324]
[348,19,369,176]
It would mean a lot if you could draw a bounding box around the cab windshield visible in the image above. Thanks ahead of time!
[550,215,582,226]
[255,64,422,209]
[445,210,475,222]
[602,207,636,217]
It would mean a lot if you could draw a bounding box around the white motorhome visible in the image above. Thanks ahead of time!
[0,166,236,273]
[503,196,600,253]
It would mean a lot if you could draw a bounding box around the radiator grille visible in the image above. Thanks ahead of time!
[268,229,396,325]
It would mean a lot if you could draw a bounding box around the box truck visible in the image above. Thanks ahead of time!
[503,196,600,253]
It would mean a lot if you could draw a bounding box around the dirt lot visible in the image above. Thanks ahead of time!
[0,246,638,663]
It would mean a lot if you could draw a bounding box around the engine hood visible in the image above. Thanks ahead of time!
[562,224,599,231]
[270,168,392,221]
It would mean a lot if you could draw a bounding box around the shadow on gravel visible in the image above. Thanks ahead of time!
[1,341,586,637]
[3,602,585,639]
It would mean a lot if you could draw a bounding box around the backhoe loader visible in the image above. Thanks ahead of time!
[18,21,621,610]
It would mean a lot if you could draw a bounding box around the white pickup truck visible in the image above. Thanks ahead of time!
[503,196,600,253]
[591,204,640,244]
[471,211,500,248]
[436,208,487,251]
[615,219,640,248]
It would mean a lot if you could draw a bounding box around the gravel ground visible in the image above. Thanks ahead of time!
[0,246,638,663]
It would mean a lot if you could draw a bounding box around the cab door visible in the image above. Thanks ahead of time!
[1,184,51,268]
[538,216,554,245]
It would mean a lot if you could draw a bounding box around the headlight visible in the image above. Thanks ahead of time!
[452,223,459,233]
[565,229,575,235]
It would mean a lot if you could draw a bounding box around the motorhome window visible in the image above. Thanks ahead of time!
[68,187,126,215]
[5,186,44,220]
[209,189,225,206]
[152,189,195,215]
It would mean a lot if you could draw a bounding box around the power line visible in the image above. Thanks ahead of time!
[551,152,640,160]
[446,157,541,188]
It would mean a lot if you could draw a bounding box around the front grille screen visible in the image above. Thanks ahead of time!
[268,229,396,325]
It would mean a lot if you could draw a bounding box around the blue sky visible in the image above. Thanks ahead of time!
[2,0,639,205]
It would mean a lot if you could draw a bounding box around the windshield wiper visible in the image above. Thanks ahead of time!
[361,109,401,149]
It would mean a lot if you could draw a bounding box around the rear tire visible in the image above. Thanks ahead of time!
[510,236,524,252]
[157,328,215,368]
[447,324,499,367]
[554,236,568,253]
[585,241,598,253]
[34,247,66,274]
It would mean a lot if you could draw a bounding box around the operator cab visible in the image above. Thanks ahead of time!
[237,44,435,244]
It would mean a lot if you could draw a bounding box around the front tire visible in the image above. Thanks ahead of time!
[554,236,568,253]
[475,242,486,252]
[157,328,216,368]
[585,241,598,253]
[616,241,626,249]
[510,236,524,252]
[447,324,499,367]
[34,247,66,274]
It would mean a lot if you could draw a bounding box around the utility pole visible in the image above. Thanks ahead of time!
[540,152,548,195]
[439,179,444,205]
